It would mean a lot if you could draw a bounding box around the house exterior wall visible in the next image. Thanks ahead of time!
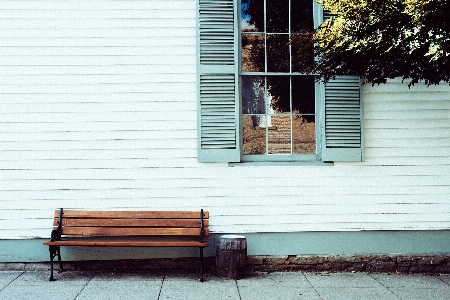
[1,0,449,252]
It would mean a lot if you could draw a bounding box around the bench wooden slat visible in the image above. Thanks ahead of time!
[60,227,208,236]
[54,219,209,228]
[43,240,209,247]
[54,210,209,219]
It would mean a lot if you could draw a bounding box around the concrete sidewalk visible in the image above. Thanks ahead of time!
[1,269,449,300]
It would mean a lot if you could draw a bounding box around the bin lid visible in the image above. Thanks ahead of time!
[219,235,246,239]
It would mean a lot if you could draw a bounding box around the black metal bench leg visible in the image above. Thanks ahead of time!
[49,246,56,281]
[57,247,63,272]
[199,247,204,282]
[49,246,62,281]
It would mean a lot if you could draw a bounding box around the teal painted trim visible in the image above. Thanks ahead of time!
[313,0,324,28]
[315,80,324,160]
[322,148,363,163]
[241,154,319,162]
[198,148,240,163]
[359,78,365,162]
[229,161,333,167]
[240,231,450,256]
[2,231,449,262]
[0,239,50,262]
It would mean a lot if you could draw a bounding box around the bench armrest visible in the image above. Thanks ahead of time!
[50,208,63,242]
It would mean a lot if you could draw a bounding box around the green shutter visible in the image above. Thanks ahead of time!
[318,10,364,162]
[322,76,364,162]
[197,0,240,162]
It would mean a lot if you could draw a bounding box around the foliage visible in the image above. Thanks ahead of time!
[313,0,450,86]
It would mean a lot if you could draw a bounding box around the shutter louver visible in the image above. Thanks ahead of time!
[197,0,240,162]
[322,76,364,162]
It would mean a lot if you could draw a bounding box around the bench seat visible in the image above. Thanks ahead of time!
[44,240,209,247]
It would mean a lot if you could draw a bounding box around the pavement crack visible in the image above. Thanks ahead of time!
[367,273,402,300]
[0,271,25,292]
[157,270,166,300]
[73,272,94,300]
[235,280,241,300]
[303,272,324,300]
[437,275,450,286]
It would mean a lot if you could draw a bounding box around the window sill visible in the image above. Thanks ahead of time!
[228,161,334,167]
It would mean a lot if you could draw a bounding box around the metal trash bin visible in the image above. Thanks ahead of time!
[216,235,247,279]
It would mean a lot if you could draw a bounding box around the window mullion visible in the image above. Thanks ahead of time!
[289,0,292,74]
[264,0,267,73]
[264,0,268,155]
[289,0,292,154]
[265,77,269,155]
[290,77,293,154]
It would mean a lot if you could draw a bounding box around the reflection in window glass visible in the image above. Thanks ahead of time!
[268,115,291,154]
[267,34,290,72]
[243,115,266,154]
[242,76,265,115]
[267,76,290,114]
[291,0,314,32]
[241,0,264,32]
[293,115,315,154]
[266,0,289,33]
[292,76,315,116]
[291,31,315,73]
[241,34,264,72]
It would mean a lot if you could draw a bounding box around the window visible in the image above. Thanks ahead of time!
[197,0,363,163]
[241,0,316,159]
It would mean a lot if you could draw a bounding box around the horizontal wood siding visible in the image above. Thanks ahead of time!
[0,0,198,238]
[1,1,449,239]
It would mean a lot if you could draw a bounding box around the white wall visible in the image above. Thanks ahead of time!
[1,0,449,240]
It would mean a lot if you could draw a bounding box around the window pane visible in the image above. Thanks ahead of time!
[268,115,291,154]
[243,115,266,154]
[242,76,265,114]
[291,0,314,32]
[267,76,290,113]
[292,76,315,115]
[291,32,315,73]
[293,115,315,154]
[241,0,264,32]
[267,0,289,33]
[267,34,290,72]
[291,0,314,73]
[242,33,265,72]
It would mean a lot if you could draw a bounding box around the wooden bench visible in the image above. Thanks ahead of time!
[43,208,209,281]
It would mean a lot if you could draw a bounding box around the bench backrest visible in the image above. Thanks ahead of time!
[51,209,209,237]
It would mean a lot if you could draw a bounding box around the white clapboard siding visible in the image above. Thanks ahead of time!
[1,1,450,239]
